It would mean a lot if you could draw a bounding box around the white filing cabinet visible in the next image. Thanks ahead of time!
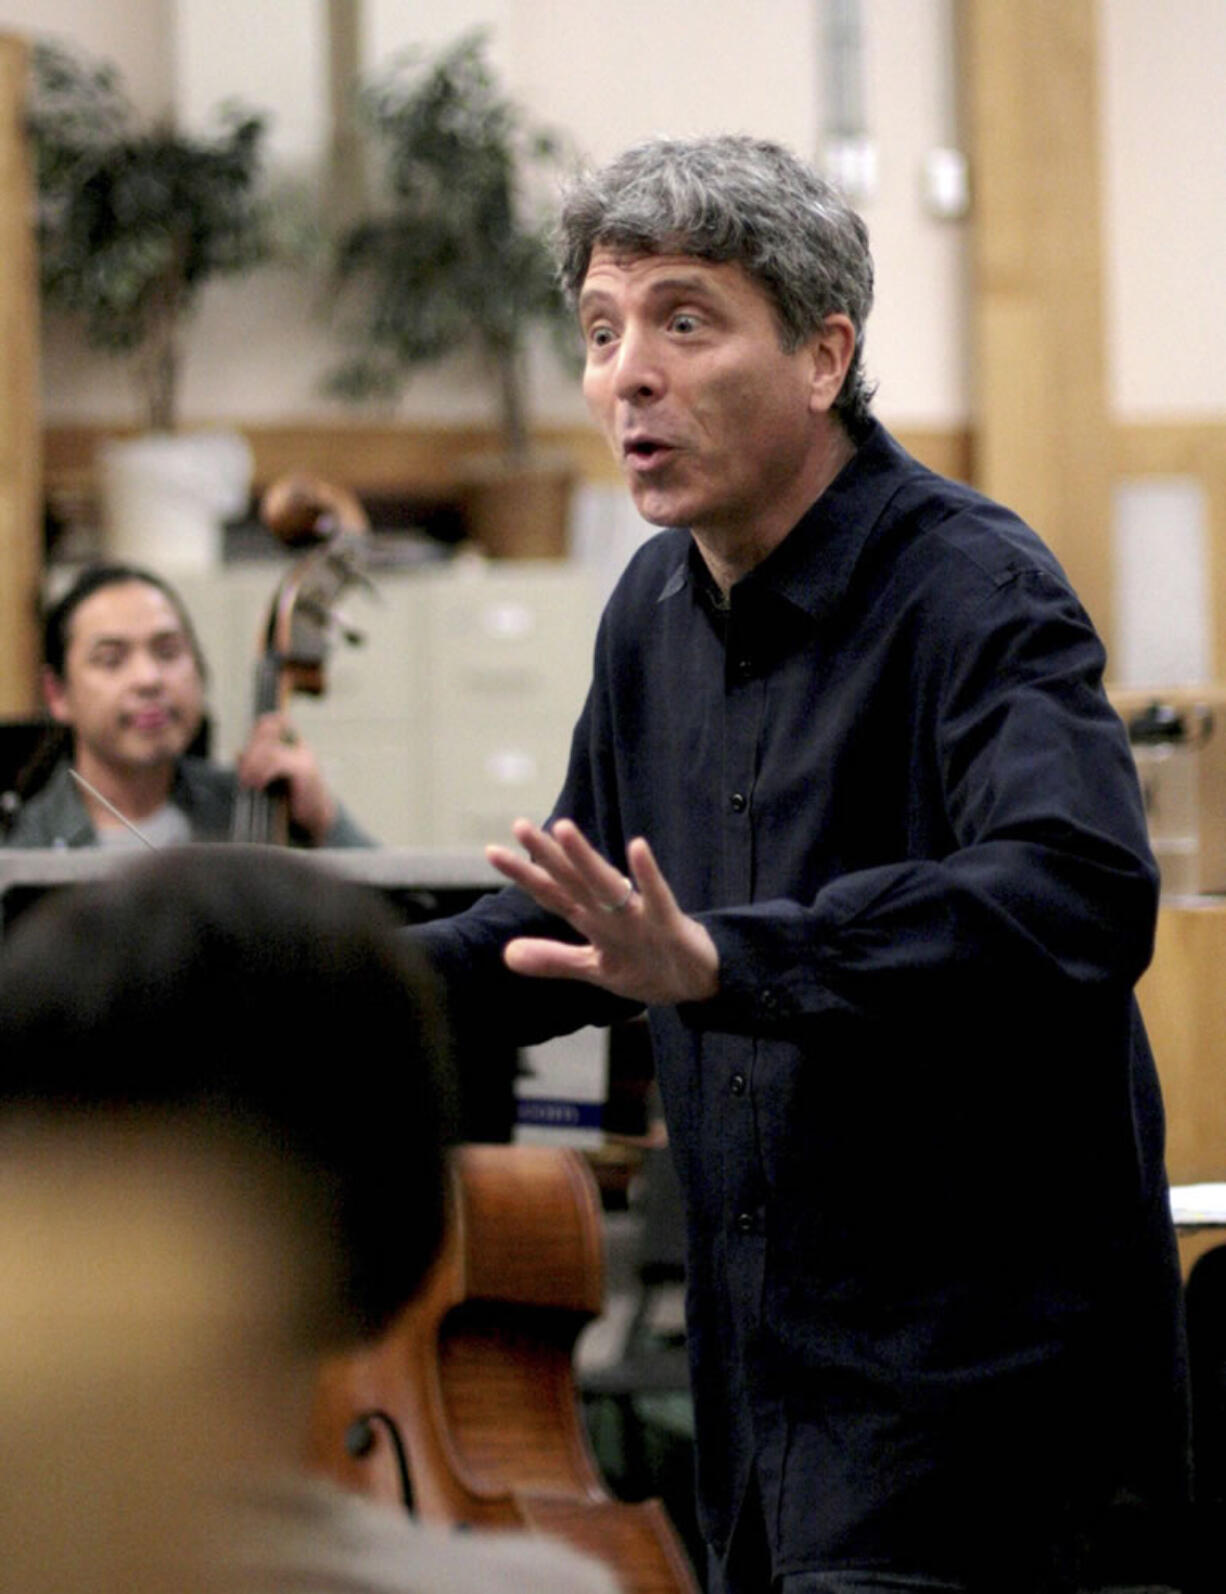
[423,565,598,845]
[174,560,597,846]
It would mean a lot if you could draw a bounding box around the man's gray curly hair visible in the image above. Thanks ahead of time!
[557,134,876,435]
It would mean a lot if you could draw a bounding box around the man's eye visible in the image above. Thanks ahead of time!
[671,313,699,334]
[587,325,615,349]
[154,638,186,662]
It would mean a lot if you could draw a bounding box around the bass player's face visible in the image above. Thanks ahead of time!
[45,582,205,783]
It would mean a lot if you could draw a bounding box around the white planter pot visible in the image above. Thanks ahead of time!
[100,431,253,571]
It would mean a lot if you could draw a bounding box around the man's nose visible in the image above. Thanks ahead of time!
[128,649,164,690]
[612,326,664,403]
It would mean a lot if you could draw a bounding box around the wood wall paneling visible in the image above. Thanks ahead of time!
[0,35,41,713]
[960,0,1115,649]
[43,422,975,508]
[1137,902,1226,1187]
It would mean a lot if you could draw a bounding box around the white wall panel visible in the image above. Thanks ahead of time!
[172,0,328,167]
[1100,0,1226,419]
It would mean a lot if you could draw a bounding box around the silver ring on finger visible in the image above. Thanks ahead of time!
[598,877,636,914]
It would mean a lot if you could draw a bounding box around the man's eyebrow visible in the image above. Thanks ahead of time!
[577,285,617,319]
[84,627,184,651]
[579,273,723,319]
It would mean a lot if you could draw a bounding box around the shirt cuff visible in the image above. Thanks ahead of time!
[678,903,841,1035]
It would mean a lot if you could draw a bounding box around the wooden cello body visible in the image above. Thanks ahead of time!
[305,1144,698,1593]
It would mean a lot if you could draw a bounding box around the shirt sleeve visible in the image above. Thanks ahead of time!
[689,566,1159,1038]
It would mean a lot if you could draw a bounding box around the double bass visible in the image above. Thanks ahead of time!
[231,473,370,845]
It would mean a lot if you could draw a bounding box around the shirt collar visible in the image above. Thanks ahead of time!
[654,420,914,622]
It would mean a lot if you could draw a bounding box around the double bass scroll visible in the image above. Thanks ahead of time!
[231,474,372,845]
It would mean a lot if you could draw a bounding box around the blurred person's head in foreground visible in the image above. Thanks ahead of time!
[0,847,455,1592]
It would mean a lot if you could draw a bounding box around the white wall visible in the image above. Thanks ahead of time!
[0,0,171,116]
[6,0,1223,431]
[173,0,328,168]
[1099,0,1226,420]
[854,0,967,426]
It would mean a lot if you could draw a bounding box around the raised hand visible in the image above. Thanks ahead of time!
[486,817,719,1007]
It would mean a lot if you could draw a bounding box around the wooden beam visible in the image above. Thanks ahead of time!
[0,34,40,713]
[959,0,1114,647]
[1138,902,1226,1186]
[324,0,366,228]
[43,421,974,504]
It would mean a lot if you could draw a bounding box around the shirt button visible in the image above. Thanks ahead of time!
[735,656,753,678]
[760,988,780,1016]
[730,792,747,813]
[730,1072,747,1096]
[735,1211,755,1235]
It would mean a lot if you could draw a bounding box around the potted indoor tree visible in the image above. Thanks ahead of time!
[29,41,272,566]
[327,32,577,557]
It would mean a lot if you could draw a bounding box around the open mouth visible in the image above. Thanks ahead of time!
[623,437,675,470]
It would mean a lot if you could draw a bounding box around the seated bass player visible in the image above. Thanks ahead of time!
[3,562,369,849]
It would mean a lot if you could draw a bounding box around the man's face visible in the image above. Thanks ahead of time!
[578,249,842,545]
[45,582,205,779]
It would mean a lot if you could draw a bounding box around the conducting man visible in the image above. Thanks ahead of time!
[415,135,1188,1593]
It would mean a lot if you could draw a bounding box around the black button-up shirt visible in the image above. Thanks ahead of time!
[417,423,1187,1585]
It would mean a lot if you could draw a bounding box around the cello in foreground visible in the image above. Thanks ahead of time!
[305,1144,699,1594]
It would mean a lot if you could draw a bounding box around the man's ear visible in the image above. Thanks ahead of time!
[42,667,73,727]
[807,314,856,415]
